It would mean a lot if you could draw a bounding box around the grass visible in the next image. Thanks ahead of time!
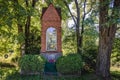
[0,58,120,80]
[0,67,120,80]
[110,66,120,80]
[111,66,120,71]
[0,67,96,80]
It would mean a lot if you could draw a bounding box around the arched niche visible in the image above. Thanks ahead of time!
[46,27,57,51]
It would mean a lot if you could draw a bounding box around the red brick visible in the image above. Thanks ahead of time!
[41,4,62,53]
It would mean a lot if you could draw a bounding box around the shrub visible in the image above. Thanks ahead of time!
[82,47,97,72]
[18,55,46,73]
[56,54,83,74]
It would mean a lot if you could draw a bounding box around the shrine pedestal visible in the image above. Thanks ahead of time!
[41,53,62,61]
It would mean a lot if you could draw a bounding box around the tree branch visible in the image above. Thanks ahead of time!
[32,0,38,7]
[81,0,87,35]
[25,0,29,7]
[63,0,77,26]
[75,0,80,25]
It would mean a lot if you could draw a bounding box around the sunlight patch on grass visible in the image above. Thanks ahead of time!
[110,67,120,80]
[110,66,120,72]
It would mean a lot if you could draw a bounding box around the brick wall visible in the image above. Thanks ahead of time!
[41,4,62,53]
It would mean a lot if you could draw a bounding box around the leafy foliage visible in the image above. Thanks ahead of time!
[56,54,83,74]
[0,25,18,56]
[62,27,77,54]
[18,55,46,72]
[0,0,42,56]
[82,47,98,71]
[111,38,120,67]
[26,29,41,54]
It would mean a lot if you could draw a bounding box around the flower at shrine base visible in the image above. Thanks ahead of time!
[49,59,55,63]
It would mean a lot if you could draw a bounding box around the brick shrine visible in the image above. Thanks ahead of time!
[41,4,62,60]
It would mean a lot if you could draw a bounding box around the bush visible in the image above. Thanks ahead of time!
[82,47,97,72]
[56,54,83,74]
[18,55,46,73]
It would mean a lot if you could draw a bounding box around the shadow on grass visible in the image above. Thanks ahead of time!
[5,71,42,80]
[0,70,105,80]
[5,72,81,80]
[1,68,120,80]
[4,72,98,80]
[111,71,120,80]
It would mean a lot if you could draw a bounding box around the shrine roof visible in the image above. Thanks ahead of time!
[41,4,61,19]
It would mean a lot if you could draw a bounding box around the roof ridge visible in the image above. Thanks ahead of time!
[41,4,61,19]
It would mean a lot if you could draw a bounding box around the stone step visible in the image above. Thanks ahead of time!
[44,62,57,76]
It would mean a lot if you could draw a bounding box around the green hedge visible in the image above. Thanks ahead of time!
[18,55,46,72]
[56,54,83,74]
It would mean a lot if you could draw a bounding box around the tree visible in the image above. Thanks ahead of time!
[63,0,94,53]
[63,0,81,53]
[0,0,21,56]
[24,0,38,54]
[96,0,120,79]
[62,24,77,54]
[0,0,43,55]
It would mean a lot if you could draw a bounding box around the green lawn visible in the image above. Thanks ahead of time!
[0,67,120,80]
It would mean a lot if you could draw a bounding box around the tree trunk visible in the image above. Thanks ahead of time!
[79,0,87,52]
[75,0,80,53]
[24,0,37,54]
[96,34,115,80]
[18,24,23,33]
[96,0,120,79]
[25,16,31,54]
[63,0,87,53]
